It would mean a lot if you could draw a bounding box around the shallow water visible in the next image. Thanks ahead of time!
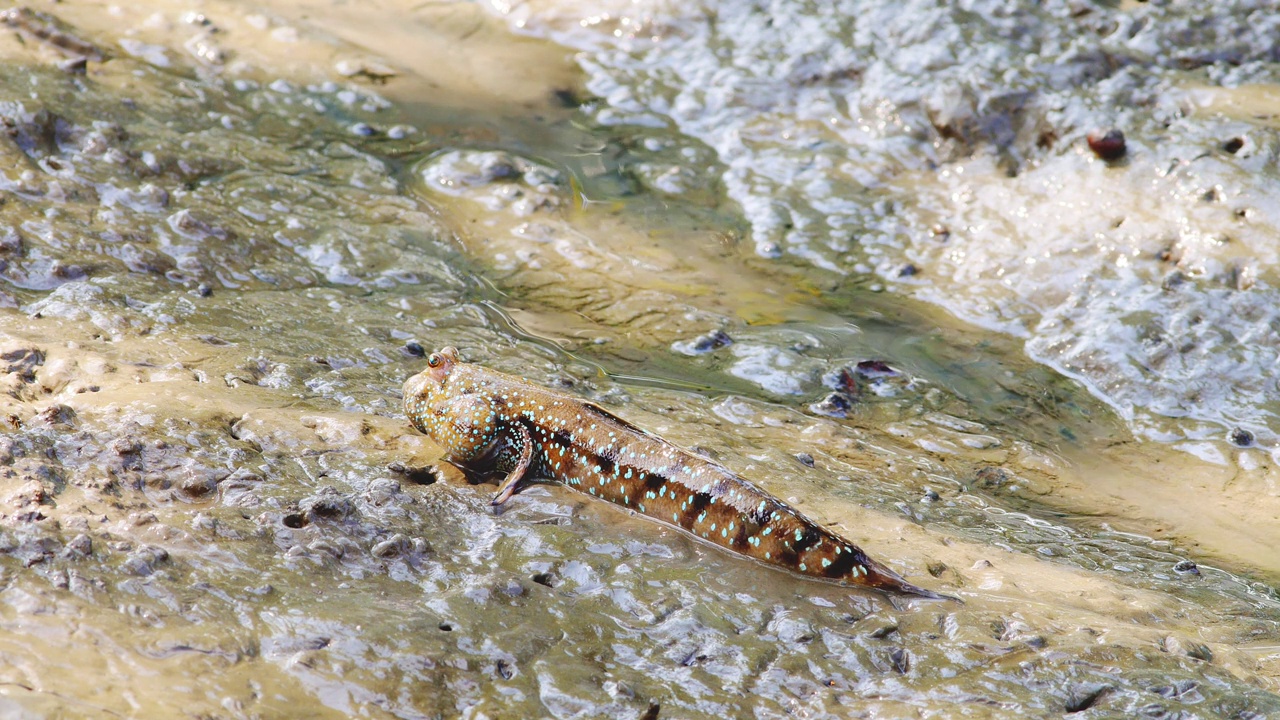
[0,0,1277,718]
[496,0,1280,452]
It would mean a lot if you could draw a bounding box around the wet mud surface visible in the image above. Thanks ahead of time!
[0,0,1278,718]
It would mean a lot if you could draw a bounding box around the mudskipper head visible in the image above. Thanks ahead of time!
[403,346,460,434]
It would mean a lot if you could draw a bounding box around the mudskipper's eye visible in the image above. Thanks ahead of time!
[427,354,441,368]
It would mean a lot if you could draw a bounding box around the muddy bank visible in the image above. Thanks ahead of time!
[0,0,1277,717]
[3,315,1278,718]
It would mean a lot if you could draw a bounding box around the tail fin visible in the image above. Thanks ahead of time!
[861,557,961,602]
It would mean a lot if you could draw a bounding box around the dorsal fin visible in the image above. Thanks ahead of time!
[578,400,656,438]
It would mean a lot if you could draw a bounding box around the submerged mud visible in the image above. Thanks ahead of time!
[0,1,1277,718]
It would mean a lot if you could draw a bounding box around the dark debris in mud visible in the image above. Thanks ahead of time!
[671,328,734,356]
[387,460,441,485]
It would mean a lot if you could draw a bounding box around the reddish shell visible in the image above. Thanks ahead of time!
[1087,129,1126,160]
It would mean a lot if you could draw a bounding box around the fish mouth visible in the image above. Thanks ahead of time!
[404,369,433,395]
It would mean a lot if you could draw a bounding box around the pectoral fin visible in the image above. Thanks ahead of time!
[490,421,533,507]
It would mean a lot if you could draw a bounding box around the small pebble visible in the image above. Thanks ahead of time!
[974,466,1009,489]
[307,540,343,559]
[349,122,376,137]
[1228,427,1254,447]
[889,648,910,674]
[371,533,408,558]
[1161,270,1187,291]
[58,56,87,74]
[854,360,898,378]
[387,463,440,485]
[810,392,852,418]
[403,341,425,357]
[1064,684,1109,713]
[552,87,581,107]
[795,452,815,467]
[1222,137,1244,154]
[334,58,398,81]
[821,367,859,394]
[691,329,732,352]
[1163,636,1213,662]
[1086,128,1126,160]
[387,125,415,140]
[868,624,898,640]
[65,534,93,557]
[672,329,733,356]
[34,404,77,428]
[1172,559,1200,575]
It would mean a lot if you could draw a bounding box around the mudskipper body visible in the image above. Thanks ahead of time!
[404,346,950,599]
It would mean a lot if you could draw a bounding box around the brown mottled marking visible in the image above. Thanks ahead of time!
[404,346,954,600]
